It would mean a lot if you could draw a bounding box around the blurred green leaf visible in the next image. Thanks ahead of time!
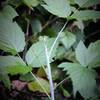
[28,77,50,93]
[55,46,66,60]
[0,5,25,54]
[75,41,89,66]
[75,0,100,7]
[60,31,76,50]
[75,40,100,67]
[88,40,100,68]
[0,5,18,21]
[26,37,58,67]
[58,62,97,99]
[60,85,70,97]
[37,67,46,78]
[20,73,35,82]
[42,0,71,18]
[0,69,11,89]
[0,56,31,75]
[6,0,21,7]
[31,18,42,35]
[72,10,100,21]
[22,0,40,9]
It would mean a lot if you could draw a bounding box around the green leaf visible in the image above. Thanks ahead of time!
[0,56,31,75]
[72,10,100,21]
[42,0,71,18]
[88,40,100,55]
[22,0,40,9]
[60,31,76,50]
[60,85,70,97]
[0,5,18,21]
[37,67,46,78]
[0,6,26,54]
[6,0,21,7]
[68,0,75,4]
[0,69,11,89]
[58,62,97,99]
[28,77,50,93]
[75,40,100,68]
[88,40,100,68]
[75,41,88,66]
[31,18,42,35]
[88,56,100,68]
[26,37,58,67]
[55,46,66,60]
[20,73,35,82]
[75,0,100,7]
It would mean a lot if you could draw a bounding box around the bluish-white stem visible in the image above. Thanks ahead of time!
[44,38,55,100]
[49,21,68,57]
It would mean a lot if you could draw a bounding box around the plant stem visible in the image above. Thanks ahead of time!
[44,38,55,100]
[49,21,68,57]
[26,10,31,37]
[54,77,70,90]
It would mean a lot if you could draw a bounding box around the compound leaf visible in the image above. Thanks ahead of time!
[58,62,97,99]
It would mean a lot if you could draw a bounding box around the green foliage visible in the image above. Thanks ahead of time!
[28,77,50,93]
[60,85,70,97]
[26,37,58,67]
[58,40,100,99]
[31,18,42,35]
[0,56,31,75]
[75,41,89,66]
[42,0,71,18]
[60,31,76,50]
[20,73,35,82]
[0,0,100,99]
[72,10,100,21]
[0,5,25,54]
[75,0,100,7]
[0,69,11,89]
[22,0,40,9]
[75,41,100,67]
[0,5,18,21]
[58,62,97,99]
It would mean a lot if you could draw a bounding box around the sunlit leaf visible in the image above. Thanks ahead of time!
[28,77,50,93]
[22,0,40,9]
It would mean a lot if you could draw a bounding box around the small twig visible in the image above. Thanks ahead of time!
[54,77,70,90]
[42,16,58,31]
[26,10,31,36]
[49,21,68,57]
[85,30,100,40]
[23,10,31,60]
